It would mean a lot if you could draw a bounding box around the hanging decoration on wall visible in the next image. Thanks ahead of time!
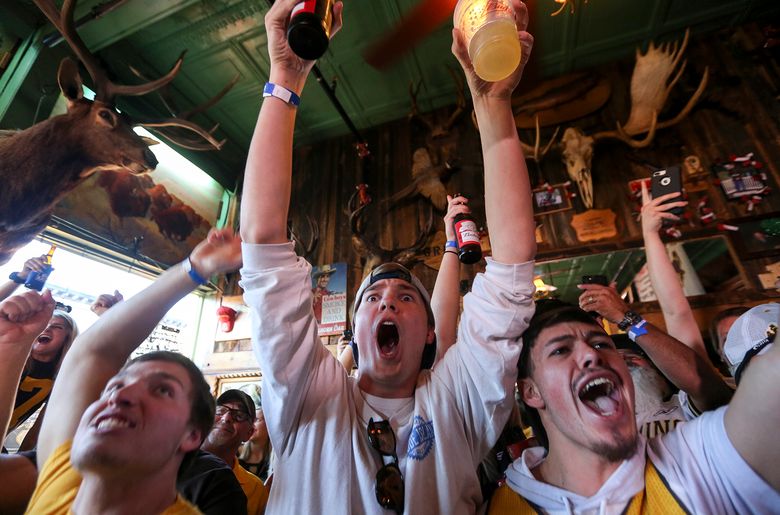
[682,155,709,192]
[558,29,708,209]
[551,0,590,16]
[388,71,466,212]
[570,209,617,242]
[711,152,770,211]
[533,182,574,216]
[311,263,348,337]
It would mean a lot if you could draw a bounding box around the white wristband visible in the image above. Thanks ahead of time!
[262,82,300,107]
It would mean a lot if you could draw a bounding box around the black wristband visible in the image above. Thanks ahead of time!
[9,272,24,284]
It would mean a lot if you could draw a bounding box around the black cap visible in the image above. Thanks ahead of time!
[216,389,256,421]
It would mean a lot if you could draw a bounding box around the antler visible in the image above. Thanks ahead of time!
[443,67,466,133]
[350,200,434,277]
[33,0,183,102]
[289,215,320,260]
[135,118,225,150]
[408,80,435,133]
[519,115,562,162]
[129,66,239,151]
[592,29,708,146]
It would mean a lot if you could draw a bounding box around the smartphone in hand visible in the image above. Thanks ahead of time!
[651,166,683,215]
[581,274,608,286]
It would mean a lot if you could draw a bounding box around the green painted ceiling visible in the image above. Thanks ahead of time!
[2,0,779,189]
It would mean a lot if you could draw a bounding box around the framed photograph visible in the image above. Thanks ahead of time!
[532,183,572,216]
[215,373,262,407]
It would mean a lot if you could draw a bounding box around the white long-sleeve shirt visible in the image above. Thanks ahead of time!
[241,242,535,514]
[503,407,780,514]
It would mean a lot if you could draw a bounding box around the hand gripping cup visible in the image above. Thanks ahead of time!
[454,0,522,82]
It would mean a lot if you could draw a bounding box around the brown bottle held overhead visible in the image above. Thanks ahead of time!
[287,0,334,60]
[25,244,56,291]
[453,213,482,264]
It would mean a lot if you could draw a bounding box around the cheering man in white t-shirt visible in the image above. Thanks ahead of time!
[239,0,537,512]
[488,303,780,514]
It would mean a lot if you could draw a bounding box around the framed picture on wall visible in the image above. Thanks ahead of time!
[215,373,262,408]
[532,183,572,216]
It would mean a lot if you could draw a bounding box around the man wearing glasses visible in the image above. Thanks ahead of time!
[199,390,268,515]
[240,0,536,513]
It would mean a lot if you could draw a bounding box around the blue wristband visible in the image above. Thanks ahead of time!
[445,240,458,249]
[628,319,648,342]
[183,258,208,286]
[263,82,300,107]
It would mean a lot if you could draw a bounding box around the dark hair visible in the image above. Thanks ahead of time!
[517,303,603,450]
[123,351,215,467]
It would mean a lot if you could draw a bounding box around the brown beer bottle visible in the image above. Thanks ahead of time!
[287,0,334,60]
[452,213,482,264]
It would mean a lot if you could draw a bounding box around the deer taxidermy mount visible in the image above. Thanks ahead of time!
[0,0,229,264]
[386,69,466,212]
[350,192,435,279]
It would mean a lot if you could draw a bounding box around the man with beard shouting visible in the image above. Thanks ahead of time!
[489,304,780,513]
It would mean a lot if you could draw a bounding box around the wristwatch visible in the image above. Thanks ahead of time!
[8,272,24,284]
[617,310,643,331]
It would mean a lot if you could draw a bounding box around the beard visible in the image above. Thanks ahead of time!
[629,366,672,416]
[591,425,639,462]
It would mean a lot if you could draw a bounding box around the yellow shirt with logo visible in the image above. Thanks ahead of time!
[25,441,201,514]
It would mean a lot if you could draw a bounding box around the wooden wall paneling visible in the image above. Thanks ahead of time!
[281,24,780,320]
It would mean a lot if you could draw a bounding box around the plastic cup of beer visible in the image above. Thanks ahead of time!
[454,0,521,82]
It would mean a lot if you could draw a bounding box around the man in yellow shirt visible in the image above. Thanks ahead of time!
[24,229,242,514]
[201,390,269,515]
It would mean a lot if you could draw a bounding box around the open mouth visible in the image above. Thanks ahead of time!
[578,377,621,417]
[377,321,399,357]
[93,414,135,432]
[36,334,52,344]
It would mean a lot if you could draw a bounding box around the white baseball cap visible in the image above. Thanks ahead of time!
[724,303,778,382]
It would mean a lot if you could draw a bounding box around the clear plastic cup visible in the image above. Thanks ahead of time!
[454,0,521,82]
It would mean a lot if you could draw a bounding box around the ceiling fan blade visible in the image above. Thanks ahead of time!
[364,0,458,70]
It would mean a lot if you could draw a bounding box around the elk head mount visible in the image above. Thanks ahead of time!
[350,192,435,280]
[387,69,466,212]
[558,29,708,209]
[0,0,230,264]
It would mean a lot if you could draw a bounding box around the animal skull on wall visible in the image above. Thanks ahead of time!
[558,29,707,209]
[560,128,595,210]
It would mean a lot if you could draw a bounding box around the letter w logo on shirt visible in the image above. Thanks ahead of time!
[407,416,435,461]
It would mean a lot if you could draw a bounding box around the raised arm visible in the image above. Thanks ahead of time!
[725,338,780,490]
[90,290,124,317]
[451,0,535,264]
[0,290,54,441]
[431,194,466,359]
[579,283,732,411]
[640,183,706,357]
[239,0,342,245]
[37,229,242,466]
[0,255,48,302]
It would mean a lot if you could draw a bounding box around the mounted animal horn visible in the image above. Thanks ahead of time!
[560,29,708,209]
